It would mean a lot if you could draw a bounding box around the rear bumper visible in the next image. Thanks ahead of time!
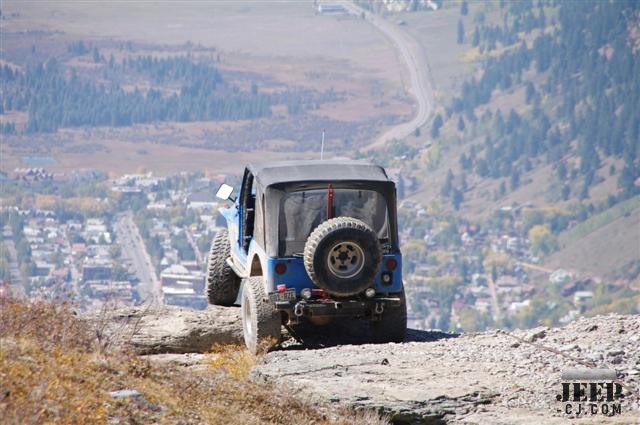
[274,296,402,323]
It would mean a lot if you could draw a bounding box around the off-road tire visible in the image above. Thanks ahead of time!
[304,217,382,297]
[370,289,407,343]
[206,229,240,306]
[241,276,282,354]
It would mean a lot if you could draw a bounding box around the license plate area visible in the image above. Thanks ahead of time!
[268,288,296,302]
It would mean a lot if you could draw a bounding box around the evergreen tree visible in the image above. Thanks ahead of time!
[619,161,639,197]
[556,162,567,181]
[476,158,489,177]
[92,47,101,63]
[525,81,536,104]
[441,169,454,197]
[452,188,464,210]
[510,169,520,190]
[457,116,465,131]
[397,175,406,199]
[431,114,443,138]
[457,20,465,44]
[472,26,480,47]
[460,0,469,16]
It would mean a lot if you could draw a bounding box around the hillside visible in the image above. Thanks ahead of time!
[358,0,640,331]
[392,1,639,211]
[547,197,640,278]
[0,296,384,425]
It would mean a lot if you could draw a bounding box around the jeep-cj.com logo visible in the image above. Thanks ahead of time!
[556,368,623,416]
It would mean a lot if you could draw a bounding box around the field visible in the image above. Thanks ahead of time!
[1,1,412,175]
[396,4,482,104]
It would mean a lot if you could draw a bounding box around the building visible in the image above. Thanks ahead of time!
[88,280,134,304]
[317,4,346,13]
[82,259,113,281]
[160,264,206,309]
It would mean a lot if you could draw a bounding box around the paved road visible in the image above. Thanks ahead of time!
[2,226,24,296]
[115,212,163,304]
[341,1,434,149]
[185,229,204,265]
[520,261,554,274]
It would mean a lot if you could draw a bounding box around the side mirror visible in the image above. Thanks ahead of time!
[216,183,236,202]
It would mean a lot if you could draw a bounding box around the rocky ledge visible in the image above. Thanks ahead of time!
[91,305,639,424]
[253,315,640,424]
[88,304,243,354]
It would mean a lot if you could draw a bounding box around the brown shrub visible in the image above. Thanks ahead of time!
[0,295,389,425]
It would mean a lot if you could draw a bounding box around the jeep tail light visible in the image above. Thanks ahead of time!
[386,258,398,270]
[275,263,287,275]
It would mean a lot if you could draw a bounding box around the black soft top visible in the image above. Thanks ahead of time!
[248,160,390,188]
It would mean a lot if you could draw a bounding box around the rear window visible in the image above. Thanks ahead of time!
[279,188,388,256]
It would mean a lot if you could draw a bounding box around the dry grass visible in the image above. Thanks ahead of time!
[0,296,388,425]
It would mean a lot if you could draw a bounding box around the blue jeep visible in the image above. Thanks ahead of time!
[207,160,406,352]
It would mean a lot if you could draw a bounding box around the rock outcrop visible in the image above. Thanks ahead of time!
[93,305,640,423]
[253,315,640,424]
[88,304,243,354]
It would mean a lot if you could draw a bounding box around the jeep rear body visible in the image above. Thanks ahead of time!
[219,160,404,323]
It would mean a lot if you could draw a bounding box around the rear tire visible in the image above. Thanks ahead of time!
[241,276,282,354]
[370,289,407,343]
[206,229,240,306]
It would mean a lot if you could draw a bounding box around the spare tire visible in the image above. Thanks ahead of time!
[303,217,382,297]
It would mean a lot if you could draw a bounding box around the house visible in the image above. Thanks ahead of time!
[561,278,595,297]
[495,276,519,294]
[550,269,573,285]
[573,291,594,306]
[33,261,54,277]
[13,168,53,181]
[187,190,218,210]
[508,299,531,314]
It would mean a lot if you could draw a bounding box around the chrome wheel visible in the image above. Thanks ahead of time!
[326,241,365,279]
[242,298,254,343]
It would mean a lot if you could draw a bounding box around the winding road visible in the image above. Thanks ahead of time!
[340,1,434,149]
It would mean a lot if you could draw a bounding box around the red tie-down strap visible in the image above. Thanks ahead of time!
[327,184,334,219]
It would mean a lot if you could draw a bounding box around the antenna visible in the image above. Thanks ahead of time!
[320,129,325,160]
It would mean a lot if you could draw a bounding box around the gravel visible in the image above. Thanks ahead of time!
[253,314,640,424]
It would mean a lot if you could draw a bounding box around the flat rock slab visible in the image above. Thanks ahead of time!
[253,315,640,424]
[87,304,243,354]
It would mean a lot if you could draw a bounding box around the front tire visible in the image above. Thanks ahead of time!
[241,276,282,354]
[370,289,407,343]
[206,229,240,306]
